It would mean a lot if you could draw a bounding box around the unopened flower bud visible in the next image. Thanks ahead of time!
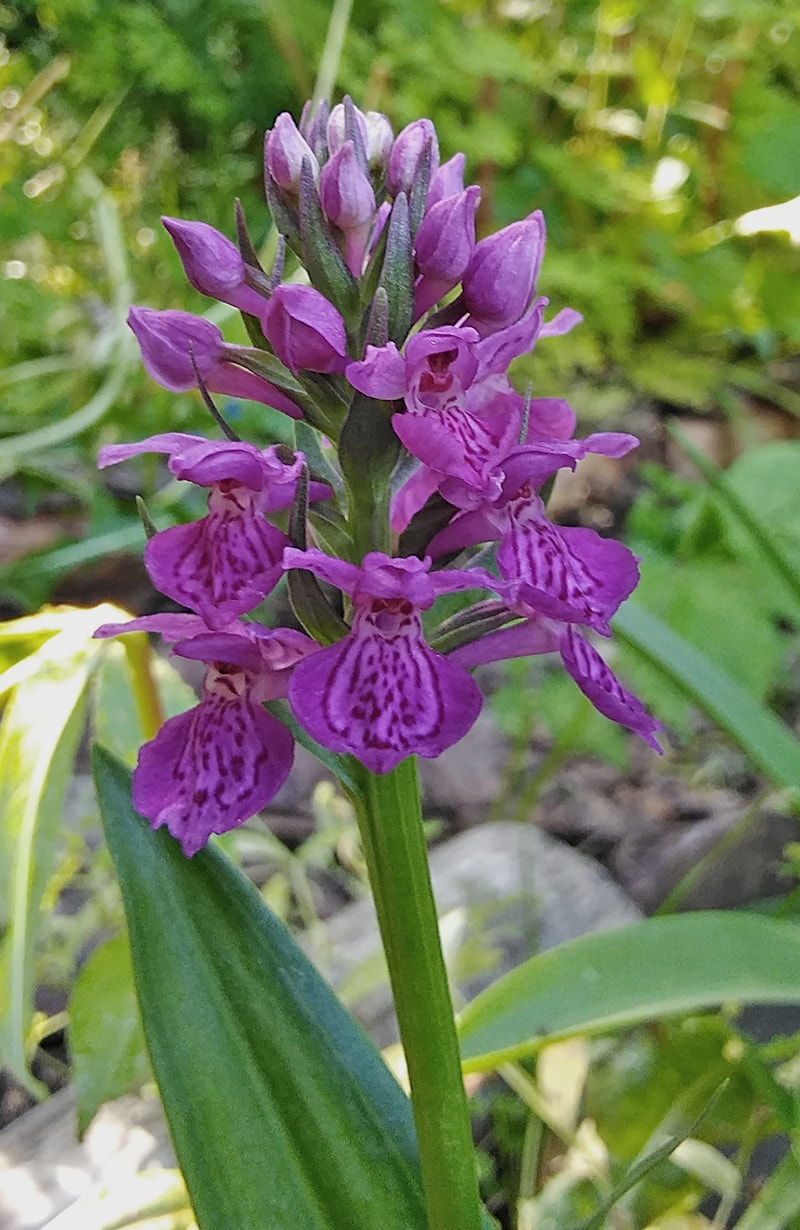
[386,118,439,197]
[127,307,302,417]
[161,217,266,317]
[327,100,368,157]
[265,113,319,194]
[462,210,546,332]
[415,186,480,283]
[320,142,376,276]
[320,142,376,230]
[413,185,481,318]
[261,284,348,375]
[427,152,466,209]
[364,110,394,172]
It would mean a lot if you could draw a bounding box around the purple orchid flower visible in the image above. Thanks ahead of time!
[284,549,496,773]
[347,312,560,492]
[127,307,302,419]
[462,210,546,336]
[428,438,641,635]
[94,614,318,855]
[160,218,267,317]
[99,434,306,628]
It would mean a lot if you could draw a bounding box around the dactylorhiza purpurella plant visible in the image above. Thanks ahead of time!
[96,98,662,859]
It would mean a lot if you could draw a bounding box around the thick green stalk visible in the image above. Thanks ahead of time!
[350,758,483,1230]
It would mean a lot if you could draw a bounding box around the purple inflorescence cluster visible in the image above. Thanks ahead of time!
[97,98,662,856]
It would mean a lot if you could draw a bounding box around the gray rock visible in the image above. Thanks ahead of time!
[316,821,642,1046]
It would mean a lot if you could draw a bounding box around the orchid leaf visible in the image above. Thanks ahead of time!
[69,931,151,1135]
[459,913,800,1072]
[92,745,432,1230]
[0,630,96,1092]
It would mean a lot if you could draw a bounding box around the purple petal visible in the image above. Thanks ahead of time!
[168,440,300,492]
[427,152,466,209]
[427,508,502,559]
[539,308,582,338]
[393,406,507,490]
[283,546,363,596]
[93,613,210,641]
[98,433,208,470]
[578,432,640,459]
[133,694,294,856]
[288,624,481,773]
[560,628,663,751]
[449,616,560,668]
[145,507,288,628]
[173,633,263,672]
[346,343,407,400]
[161,217,267,317]
[261,284,347,376]
[391,466,441,534]
[497,519,639,635]
[473,300,545,376]
[127,307,222,391]
[524,398,577,442]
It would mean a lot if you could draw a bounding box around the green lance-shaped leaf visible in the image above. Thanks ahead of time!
[92,745,429,1230]
[0,609,112,1093]
[69,932,151,1136]
[379,192,414,346]
[614,600,800,789]
[458,912,800,1072]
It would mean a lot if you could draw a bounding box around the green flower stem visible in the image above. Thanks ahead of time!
[350,758,483,1230]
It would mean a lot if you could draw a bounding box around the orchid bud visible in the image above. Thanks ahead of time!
[364,111,394,172]
[327,101,368,157]
[413,185,481,318]
[415,186,480,283]
[265,114,319,194]
[127,306,302,417]
[161,217,267,317]
[462,210,546,332]
[261,284,348,375]
[320,141,376,276]
[386,119,440,198]
[320,142,376,230]
[427,152,466,209]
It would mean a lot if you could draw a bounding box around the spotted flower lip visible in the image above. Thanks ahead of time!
[99,436,308,628]
[93,617,318,856]
[284,550,495,773]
